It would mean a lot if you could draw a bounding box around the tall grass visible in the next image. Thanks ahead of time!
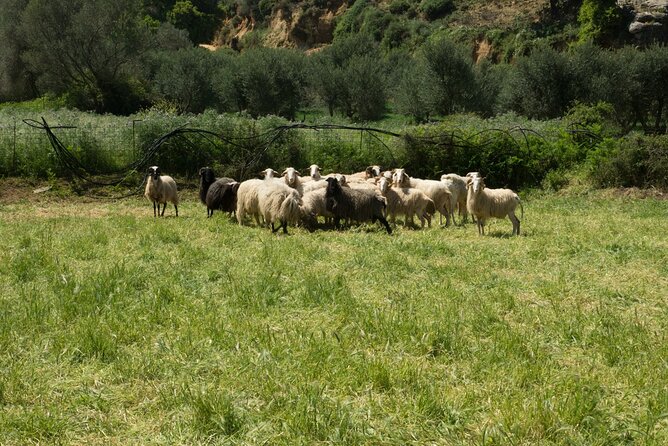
[0,190,666,444]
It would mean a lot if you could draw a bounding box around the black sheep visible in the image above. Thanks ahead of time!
[206,181,240,218]
[325,177,392,234]
[198,167,235,216]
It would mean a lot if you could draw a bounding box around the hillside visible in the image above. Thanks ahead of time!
[210,0,559,59]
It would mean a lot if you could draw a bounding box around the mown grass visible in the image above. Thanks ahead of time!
[0,189,667,445]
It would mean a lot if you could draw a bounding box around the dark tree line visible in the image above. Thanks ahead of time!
[1,0,667,133]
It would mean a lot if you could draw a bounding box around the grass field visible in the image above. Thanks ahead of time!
[0,184,667,445]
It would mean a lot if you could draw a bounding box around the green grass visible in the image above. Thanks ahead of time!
[0,190,667,444]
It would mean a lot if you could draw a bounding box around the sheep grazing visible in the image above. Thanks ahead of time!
[257,181,303,234]
[325,177,392,234]
[299,188,333,229]
[377,176,435,228]
[145,166,179,217]
[393,168,452,226]
[236,179,265,226]
[441,173,469,224]
[206,181,240,218]
[466,176,523,236]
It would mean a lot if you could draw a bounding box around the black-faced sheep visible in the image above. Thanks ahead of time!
[325,177,392,234]
[257,181,303,234]
[145,166,179,217]
[466,176,523,236]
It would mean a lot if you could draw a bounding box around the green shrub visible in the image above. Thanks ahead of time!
[587,134,668,189]
[419,0,453,20]
[577,0,623,44]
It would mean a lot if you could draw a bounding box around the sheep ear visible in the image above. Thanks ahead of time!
[294,170,301,176]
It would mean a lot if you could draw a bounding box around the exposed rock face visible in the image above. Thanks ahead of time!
[264,1,346,50]
[618,0,668,43]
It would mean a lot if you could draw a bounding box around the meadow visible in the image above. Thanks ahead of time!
[0,184,667,445]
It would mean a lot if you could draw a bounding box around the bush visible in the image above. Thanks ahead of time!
[419,0,453,20]
[577,0,623,44]
[499,45,573,119]
[420,36,475,115]
[587,134,668,189]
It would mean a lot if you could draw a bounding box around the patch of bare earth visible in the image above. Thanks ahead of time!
[451,0,548,28]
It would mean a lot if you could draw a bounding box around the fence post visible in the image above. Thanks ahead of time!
[12,120,17,175]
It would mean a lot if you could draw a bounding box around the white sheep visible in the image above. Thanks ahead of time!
[376,176,435,228]
[303,164,322,182]
[393,168,452,226]
[303,179,328,194]
[441,173,469,224]
[466,176,523,236]
[280,167,304,196]
[257,181,303,234]
[236,178,265,225]
[299,188,333,228]
[144,166,179,217]
[260,168,280,179]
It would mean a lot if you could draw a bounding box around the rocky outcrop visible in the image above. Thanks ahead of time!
[618,0,668,43]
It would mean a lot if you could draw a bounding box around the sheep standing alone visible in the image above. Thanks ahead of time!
[377,176,435,228]
[257,181,303,234]
[325,177,392,234]
[145,166,179,217]
[466,176,523,236]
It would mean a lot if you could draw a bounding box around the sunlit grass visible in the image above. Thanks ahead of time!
[0,190,666,444]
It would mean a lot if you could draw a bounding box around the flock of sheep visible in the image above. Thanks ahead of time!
[144,164,523,236]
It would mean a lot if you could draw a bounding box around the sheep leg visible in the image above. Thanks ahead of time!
[160,202,167,217]
[477,219,485,236]
[282,220,288,234]
[153,201,157,218]
[425,212,432,228]
[378,216,392,234]
[271,222,279,233]
[333,217,341,230]
[508,211,520,236]
[174,204,178,217]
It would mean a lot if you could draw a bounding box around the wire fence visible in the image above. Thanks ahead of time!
[0,117,404,180]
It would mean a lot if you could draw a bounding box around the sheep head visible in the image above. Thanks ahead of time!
[392,168,409,187]
[260,168,279,179]
[365,165,381,178]
[148,166,161,180]
[325,177,341,194]
[469,176,485,194]
[308,164,321,179]
[377,176,390,194]
[199,167,215,183]
[282,167,301,186]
